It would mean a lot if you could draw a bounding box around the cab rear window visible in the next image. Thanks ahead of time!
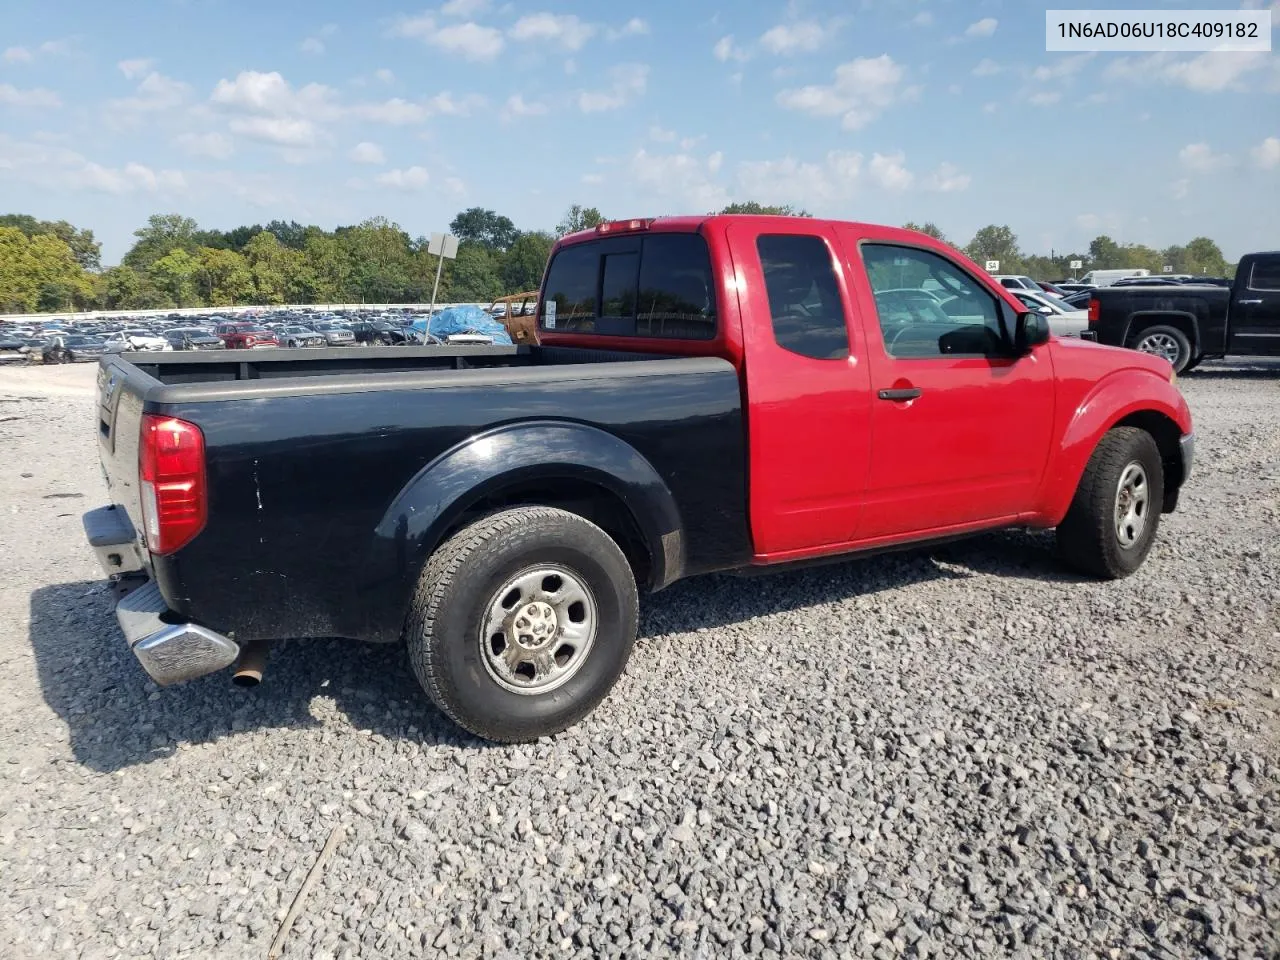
[540,233,717,339]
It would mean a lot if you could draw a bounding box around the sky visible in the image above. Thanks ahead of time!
[0,0,1277,265]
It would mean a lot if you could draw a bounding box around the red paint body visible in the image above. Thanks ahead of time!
[539,216,1193,566]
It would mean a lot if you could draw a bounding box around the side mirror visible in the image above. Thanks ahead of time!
[1015,311,1051,353]
[1037,305,1054,316]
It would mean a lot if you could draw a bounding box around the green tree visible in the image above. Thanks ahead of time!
[501,231,554,292]
[449,207,518,251]
[966,225,1023,273]
[339,217,416,302]
[302,230,351,303]
[1087,235,1124,269]
[449,244,503,302]
[720,201,812,217]
[123,213,201,271]
[555,204,606,235]
[902,221,951,245]
[0,227,40,311]
[150,248,200,306]
[195,247,255,305]
[241,231,306,304]
[1182,237,1228,276]
[0,214,101,269]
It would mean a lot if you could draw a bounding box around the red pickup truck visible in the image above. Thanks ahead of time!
[215,320,279,349]
[84,215,1192,743]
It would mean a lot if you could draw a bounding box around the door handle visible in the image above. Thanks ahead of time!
[1236,299,1263,305]
[878,387,922,401]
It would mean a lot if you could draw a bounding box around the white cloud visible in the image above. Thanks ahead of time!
[0,135,185,196]
[501,93,548,119]
[1105,50,1271,92]
[300,37,325,55]
[354,97,429,124]
[1028,91,1061,106]
[947,83,962,95]
[117,58,153,79]
[318,23,338,37]
[1179,142,1232,172]
[578,63,648,112]
[211,71,340,121]
[441,0,490,15]
[1252,136,1280,169]
[376,165,430,190]
[107,71,190,125]
[649,125,677,142]
[607,18,649,39]
[911,12,933,27]
[391,15,505,61]
[228,116,323,147]
[760,21,824,55]
[3,47,32,64]
[174,131,234,159]
[349,141,386,164]
[510,13,596,51]
[868,151,913,191]
[707,150,723,174]
[444,175,466,196]
[629,148,728,210]
[582,172,605,185]
[375,68,395,84]
[776,54,905,130]
[737,151,864,206]
[965,18,999,38]
[1171,179,1190,200]
[923,162,971,193]
[38,39,71,56]
[0,84,62,108]
[972,58,1001,77]
[1031,52,1094,81]
[713,35,749,63]
[982,101,998,113]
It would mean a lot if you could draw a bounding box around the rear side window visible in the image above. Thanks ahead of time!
[540,233,716,339]
[1249,258,1280,291]
[757,234,848,360]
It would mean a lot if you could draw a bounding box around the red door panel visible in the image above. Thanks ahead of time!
[722,220,873,556]
[833,226,1056,541]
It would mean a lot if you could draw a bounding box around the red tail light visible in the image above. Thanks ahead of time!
[139,415,206,555]
[1087,298,1100,325]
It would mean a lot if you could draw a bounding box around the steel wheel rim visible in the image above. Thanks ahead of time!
[479,564,598,695]
[1137,332,1180,364]
[1114,461,1150,548]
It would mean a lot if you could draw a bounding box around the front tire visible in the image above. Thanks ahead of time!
[405,506,639,742]
[1056,427,1164,579]
[1131,324,1192,374]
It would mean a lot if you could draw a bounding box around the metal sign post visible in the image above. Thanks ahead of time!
[426,232,460,339]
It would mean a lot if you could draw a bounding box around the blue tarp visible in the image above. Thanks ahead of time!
[409,305,512,345]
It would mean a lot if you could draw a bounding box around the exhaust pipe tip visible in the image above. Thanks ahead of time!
[231,641,268,688]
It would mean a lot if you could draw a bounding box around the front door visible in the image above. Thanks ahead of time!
[1233,257,1280,356]
[845,238,1057,541]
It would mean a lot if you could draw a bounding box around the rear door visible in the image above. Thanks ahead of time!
[1231,255,1280,356]
[725,220,873,557]
[835,227,1056,540]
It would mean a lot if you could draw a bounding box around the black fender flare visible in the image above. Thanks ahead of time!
[1121,310,1201,353]
[365,420,685,632]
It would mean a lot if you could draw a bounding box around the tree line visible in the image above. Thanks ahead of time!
[0,205,1235,314]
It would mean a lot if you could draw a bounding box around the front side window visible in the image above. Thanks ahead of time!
[756,234,848,360]
[862,244,1007,358]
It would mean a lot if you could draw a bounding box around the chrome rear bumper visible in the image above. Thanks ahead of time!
[83,506,239,685]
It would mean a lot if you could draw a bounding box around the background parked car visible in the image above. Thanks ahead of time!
[163,328,225,351]
[0,334,31,363]
[310,321,355,346]
[1008,289,1089,338]
[279,325,327,348]
[43,334,109,363]
[217,321,280,349]
[105,328,171,352]
[348,319,409,345]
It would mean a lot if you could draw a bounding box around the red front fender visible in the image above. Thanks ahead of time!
[1034,369,1192,525]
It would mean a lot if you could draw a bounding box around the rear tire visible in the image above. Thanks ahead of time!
[404,506,639,742]
[1130,324,1192,373]
[1055,427,1164,579]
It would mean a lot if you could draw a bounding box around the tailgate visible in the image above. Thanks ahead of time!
[96,358,152,556]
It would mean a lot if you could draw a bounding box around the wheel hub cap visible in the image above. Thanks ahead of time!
[1114,461,1150,548]
[1137,333,1179,364]
[479,565,597,695]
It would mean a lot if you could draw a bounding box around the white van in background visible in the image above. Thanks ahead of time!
[1078,268,1150,287]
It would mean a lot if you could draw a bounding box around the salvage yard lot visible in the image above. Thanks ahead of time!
[0,361,1276,959]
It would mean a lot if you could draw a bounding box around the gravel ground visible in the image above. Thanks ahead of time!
[0,359,1277,960]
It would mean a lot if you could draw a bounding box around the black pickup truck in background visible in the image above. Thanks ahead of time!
[1088,251,1280,372]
